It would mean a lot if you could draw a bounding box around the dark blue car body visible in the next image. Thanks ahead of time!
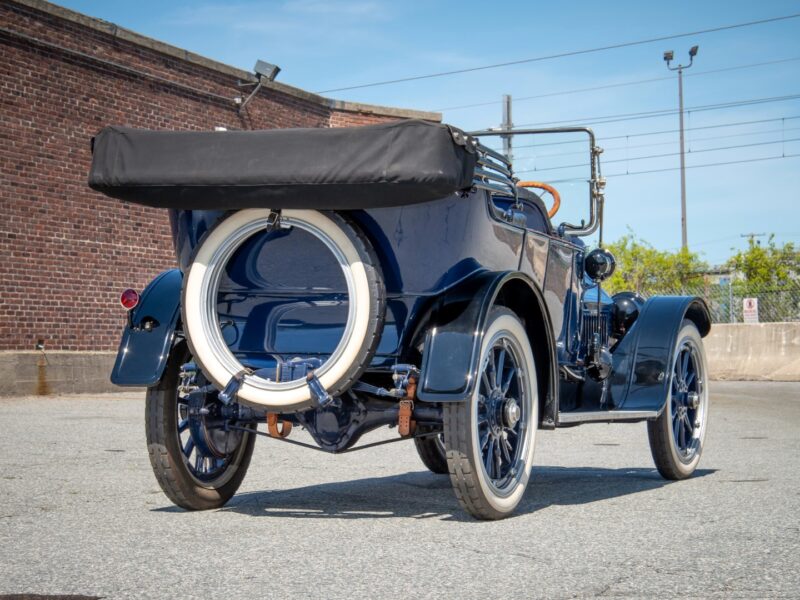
[113,187,709,427]
[98,121,715,518]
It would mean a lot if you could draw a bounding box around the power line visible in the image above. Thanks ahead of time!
[517,126,800,160]
[741,232,768,245]
[511,93,800,128]
[316,13,800,93]
[435,57,800,112]
[665,232,800,252]
[689,235,745,248]
[512,126,800,161]
[546,153,800,183]
[507,115,800,150]
[517,137,800,173]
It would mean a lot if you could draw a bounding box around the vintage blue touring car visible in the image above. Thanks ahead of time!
[89,120,711,519]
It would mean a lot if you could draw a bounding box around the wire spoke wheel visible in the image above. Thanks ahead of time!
[146,344,256,510]
[477,338,526,489]
[669,342,703,461]
[648,320,710,480]
[176,396,243,486]
[443,307,538,520]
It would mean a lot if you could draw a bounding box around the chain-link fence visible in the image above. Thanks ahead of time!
[637,280,800,324]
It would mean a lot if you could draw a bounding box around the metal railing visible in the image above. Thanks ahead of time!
[471,127,605,238]
[473,142,518,198]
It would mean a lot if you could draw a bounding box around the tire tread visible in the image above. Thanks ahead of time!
[413,427,448,474]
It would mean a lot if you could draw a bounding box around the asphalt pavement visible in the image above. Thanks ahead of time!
[1,381,798,599]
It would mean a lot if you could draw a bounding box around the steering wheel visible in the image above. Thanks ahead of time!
[516,181,561,218]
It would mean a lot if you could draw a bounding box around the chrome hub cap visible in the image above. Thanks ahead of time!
[504,398,521,428]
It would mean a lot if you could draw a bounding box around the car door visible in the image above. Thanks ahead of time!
[517,198,583,363]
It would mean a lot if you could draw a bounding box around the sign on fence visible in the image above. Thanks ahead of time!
[743,297,759,323]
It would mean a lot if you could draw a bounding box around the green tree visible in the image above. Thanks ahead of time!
[727,235,799,285]
[603,232,707,295]
[726,236,800,322]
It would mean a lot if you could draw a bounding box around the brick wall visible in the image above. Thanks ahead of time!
[0,0,437,353]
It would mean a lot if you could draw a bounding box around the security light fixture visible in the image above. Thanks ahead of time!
[689,45,699,58]
[238,58,282,113]
[254,60,281,82]
[663,50,674,62]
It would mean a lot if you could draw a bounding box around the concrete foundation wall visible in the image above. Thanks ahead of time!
[3,323,798,396]
[0,351,120,396]
[704,323,800,382]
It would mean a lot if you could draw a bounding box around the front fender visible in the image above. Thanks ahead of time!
[416,271,555,403]
[110,269,183,386]
[606,295,711,412]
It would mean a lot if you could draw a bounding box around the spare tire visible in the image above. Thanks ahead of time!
[182,209,385,410]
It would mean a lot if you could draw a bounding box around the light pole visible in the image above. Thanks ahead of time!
[664,45,698,252]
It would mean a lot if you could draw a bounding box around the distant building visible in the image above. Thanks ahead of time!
[701,267,744,286]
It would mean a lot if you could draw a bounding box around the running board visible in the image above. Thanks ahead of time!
[557,410,659,425]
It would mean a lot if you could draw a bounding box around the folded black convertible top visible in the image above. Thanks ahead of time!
[88,120,477,210]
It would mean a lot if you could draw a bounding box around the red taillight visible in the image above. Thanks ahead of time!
[120,288,140,310]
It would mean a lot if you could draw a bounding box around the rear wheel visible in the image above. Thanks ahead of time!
[648,320,709,480]
[146,344,256,510]
[443,307,538,520]
[414,427,448,474]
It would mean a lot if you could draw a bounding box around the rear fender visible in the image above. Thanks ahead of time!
[110,269,183,386]
[417,271,557,421]
[605,295,711,412]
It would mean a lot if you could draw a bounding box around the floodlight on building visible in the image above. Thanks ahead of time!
[238,59,282,113]
[254,60,281,82]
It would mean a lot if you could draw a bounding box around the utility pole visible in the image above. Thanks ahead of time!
[741,232,766,246]
[501,94,513,165]
[664,46,698,252]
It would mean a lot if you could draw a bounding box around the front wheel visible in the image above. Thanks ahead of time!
[443,307,539,520]
[647,320,710,480]
[146,344,256,510]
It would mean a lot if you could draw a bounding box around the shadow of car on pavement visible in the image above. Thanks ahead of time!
[152,465,716,521]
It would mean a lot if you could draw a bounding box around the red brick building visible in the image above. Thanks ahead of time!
[0,0,439,394]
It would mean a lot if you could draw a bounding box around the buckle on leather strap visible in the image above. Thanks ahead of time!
[398,399,416,437]
[266,413,292,438]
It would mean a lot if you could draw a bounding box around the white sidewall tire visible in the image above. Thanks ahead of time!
[444,307,539,519]
[472,313,538,513]
[182,209,379,410]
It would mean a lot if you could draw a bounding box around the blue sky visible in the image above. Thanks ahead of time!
[57,0,800,265]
